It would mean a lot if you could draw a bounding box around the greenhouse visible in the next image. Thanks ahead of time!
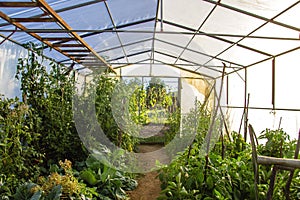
[0,0,300,199]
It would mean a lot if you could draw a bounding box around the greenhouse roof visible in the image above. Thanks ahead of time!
[0,0,299,79]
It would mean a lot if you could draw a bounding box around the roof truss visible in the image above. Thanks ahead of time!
[0,0,299,79]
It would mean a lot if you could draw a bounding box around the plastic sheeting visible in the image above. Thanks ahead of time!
[0,40,26,98]
[0,0,300,137]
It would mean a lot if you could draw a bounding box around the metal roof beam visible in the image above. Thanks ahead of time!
[155,38,244,68]
[62,49,89,52]
[0,0,104,27]
[113,58,150,70]
[113,61,237,69]
[160,20,273,57]
[173,0,218,65]
[79,17,155,39]
[106,49,152,62]
[49,17,155,48]
[149,0,161,66]
[97,37,152,54]
[0,2,38,7]
[66,54,90,57]
[42,37,76,41]
[2,28,299,41]
[221,45,300,78]
[223,105,300,112]
[104,1,129,63]
[0,10,78,62]
[154,50,223,75]
[112,58,214,79]
[52,43,84,47]
[203,0,300,32]
[50,0,105,13]
[10,18,56,22]
[200,1,299,69]
[153,59,215,80]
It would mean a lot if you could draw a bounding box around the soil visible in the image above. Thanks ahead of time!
[127,144,166,200]
[127,171,161,200]
[127,124,171,200]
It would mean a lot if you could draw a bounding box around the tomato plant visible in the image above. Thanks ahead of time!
[15,43,87,165]
[0,97,43,198]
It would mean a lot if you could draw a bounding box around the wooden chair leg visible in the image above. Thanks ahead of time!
[248,124,259,200]
[285,129,300,199]
[267,165,278,200]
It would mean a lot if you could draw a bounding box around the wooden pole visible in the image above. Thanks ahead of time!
[285,129,300,199]
[248,124,259,200]
[257,155,300,168]
[267,165,278,200]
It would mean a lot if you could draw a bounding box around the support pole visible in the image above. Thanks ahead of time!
[205,63,226,154]
[248,124,259,200]
[285,129,300,199]
[244,93,250,142]
[272,58,276,110]
[238,67,247,134]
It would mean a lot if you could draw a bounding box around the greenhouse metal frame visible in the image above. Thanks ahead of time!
[0,0,300,136]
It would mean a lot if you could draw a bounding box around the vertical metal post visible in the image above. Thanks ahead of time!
[178,77,181,109]
[238,68,247,134]
[206,63,226,154]
[244,67,248,140]
[160,0,163,31]
[178,77,182,137]
[272,57,276,110]
[244,93,250,142]
[226,75,229,105]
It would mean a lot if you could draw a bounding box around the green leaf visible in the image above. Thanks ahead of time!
[80,170,98,186]
[30,190,42,200]
[206,176,214,189]
[14,183,37,200]
[213,189,224,199]
[203,197,214,200]
[175,172,181,184]
[44,185,62,200]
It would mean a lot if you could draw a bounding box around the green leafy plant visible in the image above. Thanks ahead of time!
[92,75,139,151]
[79,155,138,199]
[159,123,300,200]
[159,138,257,200]
[257,128,296,158]
[15,43,87,165]
[0,97,43,198]
[127,79,148,125]
[13,159,97,200]
[163,109,180,145]
[256,128,300,199]
[146,77,172,110]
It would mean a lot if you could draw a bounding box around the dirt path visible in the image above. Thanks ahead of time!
[127,171,161,200]
[128,144,165,200]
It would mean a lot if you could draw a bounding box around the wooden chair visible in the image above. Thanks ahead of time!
[248,124,300,200]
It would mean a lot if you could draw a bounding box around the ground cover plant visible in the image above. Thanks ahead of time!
[13,157,137,200]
